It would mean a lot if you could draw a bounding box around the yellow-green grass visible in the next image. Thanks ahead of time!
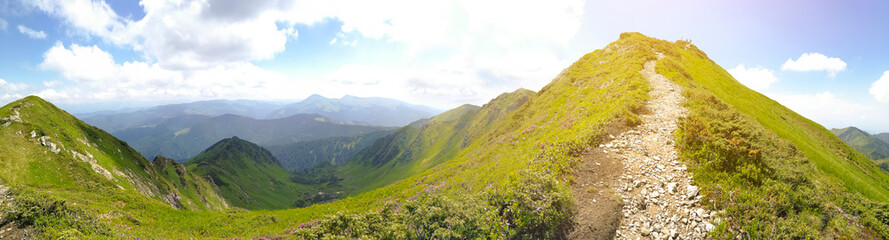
[653,34,889,237]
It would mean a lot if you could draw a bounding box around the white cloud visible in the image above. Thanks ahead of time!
[781,53,846,76]
[26,0,130,44]
[773,92,888,132]
[728,64,778,90]
[0,18,8,31]
[36,42,299,103]
[314,50,566,107]
[0,78,27,104]
[17,25,46,39]
[870,71,889,102]
[29,0,585,108]
[0,78,27,92]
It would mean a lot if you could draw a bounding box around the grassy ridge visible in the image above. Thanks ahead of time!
[0,96,227,238]
[653,35,889,237]
[331,89,536,196]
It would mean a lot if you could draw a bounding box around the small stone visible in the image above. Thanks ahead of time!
[696,208,707,218]
[650,191,660,199]
[687,185,699,199]
[666,182,677,193]
[704,222,715,231]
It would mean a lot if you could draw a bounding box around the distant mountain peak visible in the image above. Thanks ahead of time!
[305,94,329,100]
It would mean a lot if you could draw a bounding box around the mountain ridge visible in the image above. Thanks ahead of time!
[831,126,889,161]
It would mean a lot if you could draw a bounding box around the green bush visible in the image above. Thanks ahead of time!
[2,188,110,239]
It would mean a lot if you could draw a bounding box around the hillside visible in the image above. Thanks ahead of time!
[185,137,325,210]
[0,96,228,237]
[266,94,440,126]
[119,113,394,161]
[831,127,889,160]
[321,88,536,195]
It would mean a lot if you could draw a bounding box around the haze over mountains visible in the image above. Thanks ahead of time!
[78,95,436,163]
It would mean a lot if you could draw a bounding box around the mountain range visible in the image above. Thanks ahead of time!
[3,33,889,239]
[114,113,394,161]
[79,95,436,164]
[831,126,889,172]
[266,94,441,126]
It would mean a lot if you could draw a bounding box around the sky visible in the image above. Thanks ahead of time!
[0,0,887,133]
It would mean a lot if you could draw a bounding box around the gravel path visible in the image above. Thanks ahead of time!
[569,57,714,239]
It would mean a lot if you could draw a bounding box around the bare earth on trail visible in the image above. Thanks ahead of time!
[0,184,35,240]
[569,57,715,239]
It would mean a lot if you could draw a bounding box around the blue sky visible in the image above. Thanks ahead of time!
[0,0,887,133]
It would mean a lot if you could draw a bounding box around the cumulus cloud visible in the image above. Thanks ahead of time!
[781,53,846,76]
[728,64,778,90]
[26,0,129,43]
[0,78,27,104]
[870,71,889,102]
[36,42,299,103]
[0,78,27,92]
[0,18,8,31]
[17,25,46,39]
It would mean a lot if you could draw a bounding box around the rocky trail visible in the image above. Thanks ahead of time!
[0,184,34,239]
[568,57,715,239]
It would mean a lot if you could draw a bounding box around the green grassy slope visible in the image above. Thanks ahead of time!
[327,88,536,195]
[331,104,482,194]
[185,137,316,210]
[151,156,229,210]
[0,96,228,238]
[650,33,889,237]
[832,127,889,161]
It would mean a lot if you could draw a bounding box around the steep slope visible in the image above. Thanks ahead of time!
[121,113,394,161]
[185,137,317,210]
[0,96,225,210]
[831,127,889,160]
[80,99,287,132]
[0,96,228,237]
[265,131,392,172]
[151,156,229,210]
[267,94,440,126]
[324,89,536,195]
